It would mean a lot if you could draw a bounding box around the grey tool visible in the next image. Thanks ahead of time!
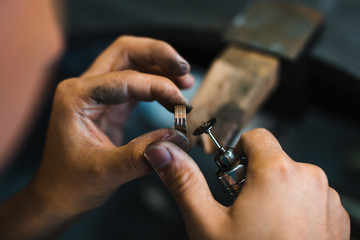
[193,117,248,200]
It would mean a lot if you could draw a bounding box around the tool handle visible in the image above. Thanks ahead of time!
[216,161,247,200]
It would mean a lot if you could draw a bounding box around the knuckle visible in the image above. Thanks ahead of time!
[151,39,172,52]
[56,79,73,95]
[261,155,293,181]
[312,165,329,186]
[115,35,132,44]
[155,39,169,48]
[327,188,350,239]
[272,155,292,173]
[328,187,341,205]
[303,164,329,188]
[54,78,77,105]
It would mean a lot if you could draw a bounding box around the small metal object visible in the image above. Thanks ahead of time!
[174,105,187,134]
[194,118,248,200]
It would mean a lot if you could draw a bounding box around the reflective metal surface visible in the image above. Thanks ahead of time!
[216,162,247,199]
[194,118,248,200]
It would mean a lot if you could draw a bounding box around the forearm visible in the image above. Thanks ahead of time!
[0,182,81,240]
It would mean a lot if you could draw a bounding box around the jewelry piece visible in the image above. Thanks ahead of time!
[174,105,186,134]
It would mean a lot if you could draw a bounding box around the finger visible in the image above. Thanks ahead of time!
[174,74,195,89]
[144,141,227,237]
[327,188,351,239]
[136,65,195,89]
[107,129,189,183]
[238,128,293,180]
[124,36,191,76]
[82,35,191,79]
[81,70,192,112]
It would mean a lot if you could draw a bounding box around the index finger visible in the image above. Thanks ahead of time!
[237,128,292,177]
[80,70,192,112]
[82,36,191,79]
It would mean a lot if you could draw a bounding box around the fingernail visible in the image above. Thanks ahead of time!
[144,145,172,170]
[176,54,189,66]
[164,133,188,150]
[184,99,193,113]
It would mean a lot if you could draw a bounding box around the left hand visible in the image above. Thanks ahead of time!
[31,36,193,216]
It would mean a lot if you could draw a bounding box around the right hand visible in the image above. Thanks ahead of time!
[144,128,350,239]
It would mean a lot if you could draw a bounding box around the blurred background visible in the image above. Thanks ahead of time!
[0,0,360,239]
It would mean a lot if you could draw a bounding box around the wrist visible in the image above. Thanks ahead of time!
[0,179,83,239]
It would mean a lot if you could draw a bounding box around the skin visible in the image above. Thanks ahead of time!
[0,34,194,239]
[0,0,350,239]
[144,129,351,239]
[0,0,64,169]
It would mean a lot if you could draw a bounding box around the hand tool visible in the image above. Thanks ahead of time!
[194,117,247,200]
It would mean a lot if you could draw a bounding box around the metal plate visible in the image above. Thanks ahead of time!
[224,1,323,60]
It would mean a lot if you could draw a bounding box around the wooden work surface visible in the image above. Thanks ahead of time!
[188,45,279,153]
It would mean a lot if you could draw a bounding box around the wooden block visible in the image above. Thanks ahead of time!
[188,45,279,153]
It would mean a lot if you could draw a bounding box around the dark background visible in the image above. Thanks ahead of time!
[0,0,359,239]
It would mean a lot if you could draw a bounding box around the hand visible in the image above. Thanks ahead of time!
[144,128,350,239]
[31,36,193,216]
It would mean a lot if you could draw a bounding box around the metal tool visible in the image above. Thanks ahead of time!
[193,117,248,200]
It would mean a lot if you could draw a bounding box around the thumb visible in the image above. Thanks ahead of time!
[107,128,188,184]
[144,141,227,238]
